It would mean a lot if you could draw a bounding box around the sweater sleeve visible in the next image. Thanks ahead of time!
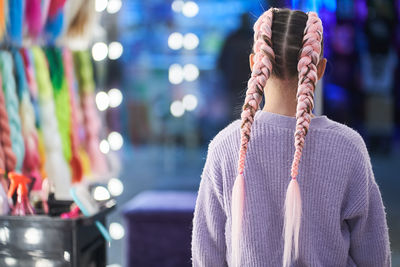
[343,141,391,267]
[192,145,228,267]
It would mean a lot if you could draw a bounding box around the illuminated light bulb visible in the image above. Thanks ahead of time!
[108,178,124,196]
[92,42,108,61]
[168,64,184,84]
[170,100,185,117]
[183,64,199,82]
[183,33,199,50]
[182,94,198,111]
[182,1,199,17]
[108,42,123,60]
[168,32,183,50]
[108,88,123,108]
[107,132,123,151]
[95,91,110,111]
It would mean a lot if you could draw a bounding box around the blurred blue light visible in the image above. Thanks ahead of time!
[324,83,348,103]
[323,0,337,12]
[293,0,337,12]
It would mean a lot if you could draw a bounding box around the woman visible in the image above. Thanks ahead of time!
[191,8,391,267]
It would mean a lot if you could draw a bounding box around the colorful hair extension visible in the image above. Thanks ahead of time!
[13,50,42,190]
[7,0,24,45]
[37,130,47,180]
[32,47,71,200]
[21,49,39,114]
[231,8,276,267]
[48,0,66,18]
[45,47,72,163]
[41,0,51,31]
[63,48,83,183]
[65,0,96,38]
[45,0,66,43]
[0,0,6,40]
[0,73,17,173]
[74,50,108,175]
[0,51,25,173]
[25,0,42,38]
[282,12,323,267]
[21,48,46,181]
[0,75,5,172]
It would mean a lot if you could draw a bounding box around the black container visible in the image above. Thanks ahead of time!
[0,200,115,267]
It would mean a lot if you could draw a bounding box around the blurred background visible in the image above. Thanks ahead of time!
[91,0,400,266]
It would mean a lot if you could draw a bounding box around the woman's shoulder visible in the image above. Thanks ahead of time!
[322,118,368,156]
[208,119,241,152]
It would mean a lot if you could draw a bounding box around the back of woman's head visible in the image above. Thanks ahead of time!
[231,8,323,267]
[271,9,308,78]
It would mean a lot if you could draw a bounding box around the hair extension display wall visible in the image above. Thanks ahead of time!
[0,0,110,216]
[0,47,109,208]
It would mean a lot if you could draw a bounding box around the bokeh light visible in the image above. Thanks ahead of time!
[99,140,110,154]
[183,64,199,82]
[107,0,122,14]
[108,178,124,196]
[93,186,111,201]
[109,222,125,240]
[182,1,199,17]
[168,32,184,50]
[95,0,108,12]
[92,42,108,61]
[171,0,184,12]
[108,88,123,108]
[108,42,123,60]
[108,132,124,151]
[182,94,198,111]
[168,64,184,84]
[96,91,110,111]
[183,33,199,50]
[170,101,185,117]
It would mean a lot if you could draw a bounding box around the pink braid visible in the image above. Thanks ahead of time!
[283,11,323,267]
[0,74,17,173]
[231,8,276,267]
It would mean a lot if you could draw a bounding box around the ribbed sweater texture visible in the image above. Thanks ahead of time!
[191,110,391,267]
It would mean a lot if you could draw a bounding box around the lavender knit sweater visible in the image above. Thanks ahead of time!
[191,110,391,267]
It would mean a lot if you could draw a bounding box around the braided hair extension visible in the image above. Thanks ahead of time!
[63,48,83,183]
[231,8,276,267]
[282,12,323,267]
[230,8,323,267]
[21,48,48,181]
[0,73,15,173]
[73,50,108,175]
[13,50,42,190]
[0,51,25,173]
[45,47,72,164]
[31,47,71,200]
[0,0,6,41]
[8,0,23,46]
[25,0,42,39]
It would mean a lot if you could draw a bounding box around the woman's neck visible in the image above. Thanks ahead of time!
[261,77,315,118]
